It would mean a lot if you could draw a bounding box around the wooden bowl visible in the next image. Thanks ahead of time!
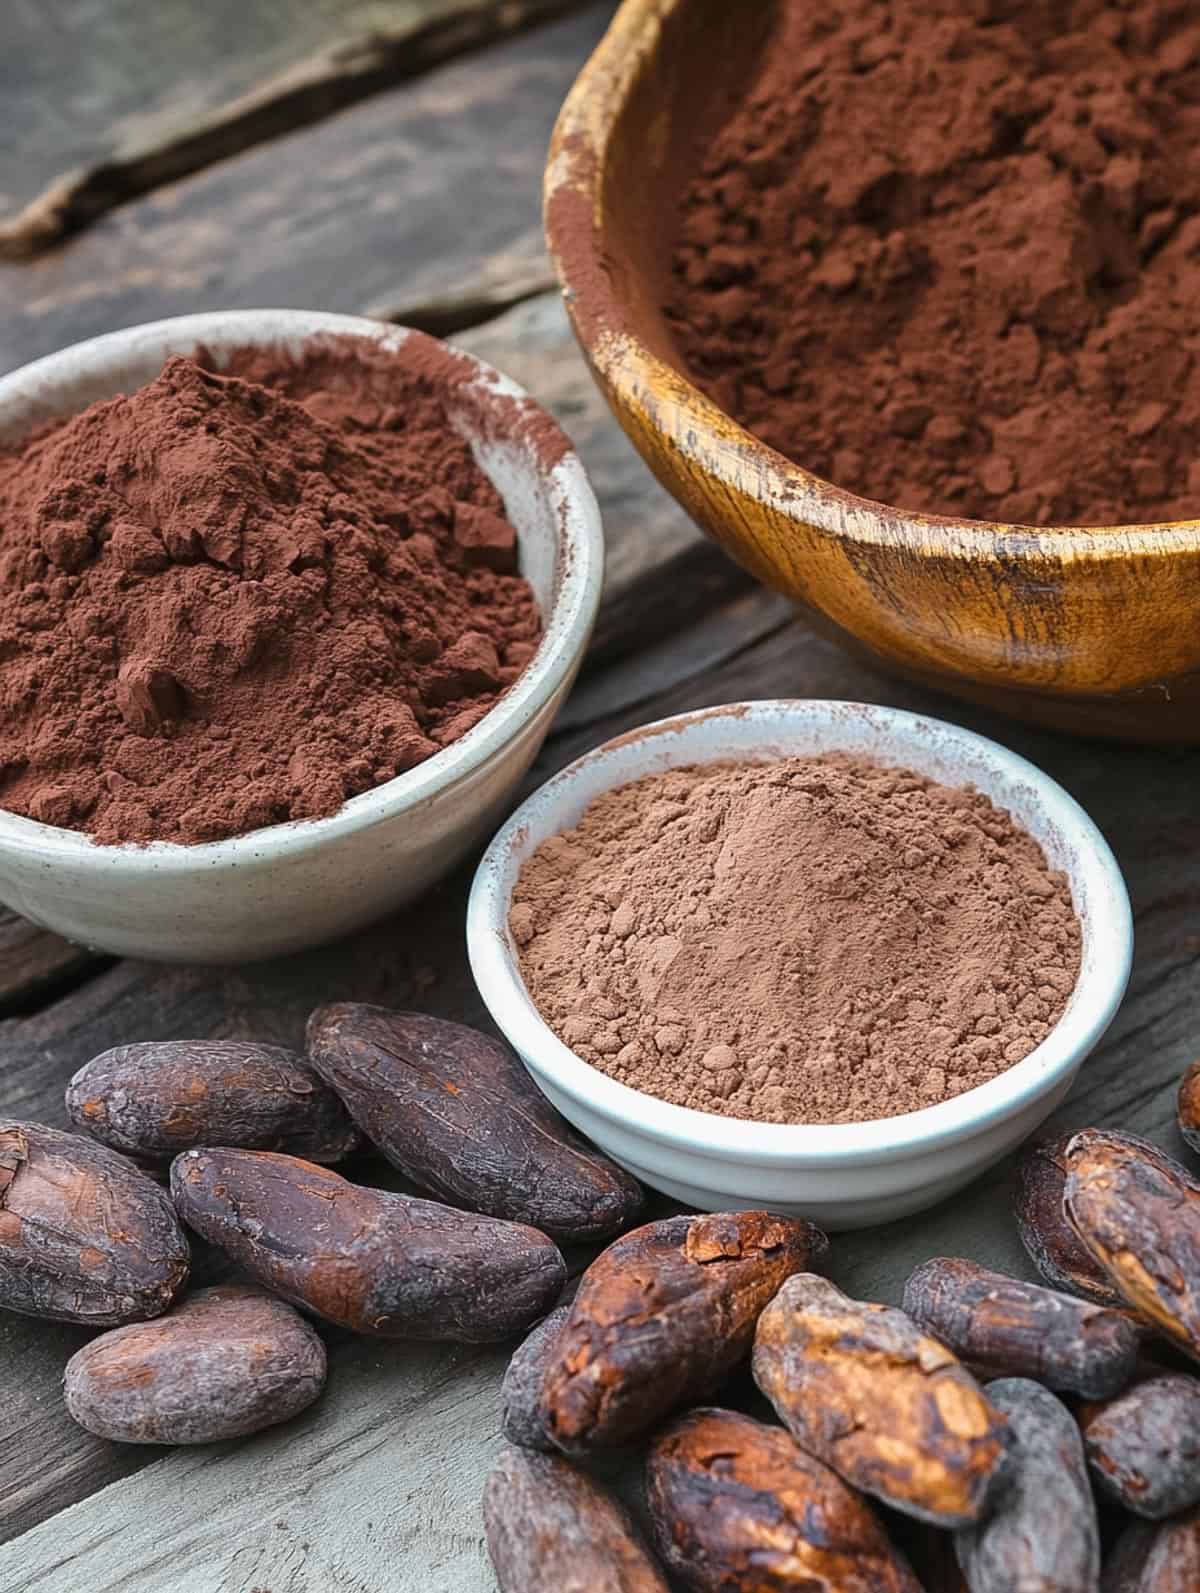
[544,0,1200,742]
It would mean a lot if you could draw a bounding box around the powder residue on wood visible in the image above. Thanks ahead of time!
[511,756,1080,1124]
[664,0,1200,526]
[0,337,541,844]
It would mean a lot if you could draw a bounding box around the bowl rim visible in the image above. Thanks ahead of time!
[467,698,1134,1168]
[0,308,605,868]
[543,0,1200,556]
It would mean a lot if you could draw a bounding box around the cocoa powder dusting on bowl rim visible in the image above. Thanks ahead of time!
[510,753,1081,1125]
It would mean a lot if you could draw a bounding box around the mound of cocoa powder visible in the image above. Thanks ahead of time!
[0,338,543,844]
[665,0,1200,526]
[511,755,1081,1124]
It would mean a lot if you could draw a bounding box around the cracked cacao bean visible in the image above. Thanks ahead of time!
[1064,1130,1200,1359]
[484,1443,669,1593]
[66,1040,361,1163]
[539,1210,827,1453]
[903,1256,1139,1398]
[305,1005,644,1241]
[956,1378,1099,1593]
[1082,1374,1200,1520]
[170,1148,565,1340]
[64,1283,325,1444]
[753,1274,1010,1528]
[500,1301,571,1451]
[1015,1136,1123,1306]
[1103,1509,1200,1593]
[646,1407,922,1593]
[1177,1061,1200,1156]
[0,1120,189,1325]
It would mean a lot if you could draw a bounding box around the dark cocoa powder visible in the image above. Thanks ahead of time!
[0,337,541,844]
[665,0,1200,527]
[512,755,1080,1124]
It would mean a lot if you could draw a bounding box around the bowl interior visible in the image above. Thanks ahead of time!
[555,0,777,371]
[546,2,1200,738]
[469,700,1133,1165]
[0,312,564,618]
[0,309,602,867]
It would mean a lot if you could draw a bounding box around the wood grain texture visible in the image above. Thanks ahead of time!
[0,0,595,256]
[0,911,96,1014]
[544,0,1200,738]
[0,1337,510,1592]
[2,0,444,217]
[0,6,613,374]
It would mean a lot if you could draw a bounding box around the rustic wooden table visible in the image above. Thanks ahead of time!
[0,4,1197,1589]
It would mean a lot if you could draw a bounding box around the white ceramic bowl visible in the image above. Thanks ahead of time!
[0,310,603,963]
[468,700,1133,1229]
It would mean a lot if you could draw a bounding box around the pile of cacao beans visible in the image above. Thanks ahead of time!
[4,1009,1200,1592]
[1,1004,643,1443]
[486,1075,1200,1593]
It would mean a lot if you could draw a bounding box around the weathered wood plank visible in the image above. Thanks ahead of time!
[456,294,713,630]
[0,6,612,373]
[0,0,596,255]
[3,1338,507,1593]
[2,0,442,219]
[0,583,1195,1579]
[0,913,96,1015]
[365,223,556,334]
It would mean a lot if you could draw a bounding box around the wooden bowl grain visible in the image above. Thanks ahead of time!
[543,0,1200,741]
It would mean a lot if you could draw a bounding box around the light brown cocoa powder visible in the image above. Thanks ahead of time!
[511,755,1081,1124]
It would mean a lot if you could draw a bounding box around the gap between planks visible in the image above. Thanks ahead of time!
[0,0,600,260]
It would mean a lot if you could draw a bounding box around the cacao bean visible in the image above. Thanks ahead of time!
[1015,1136,1123,1306]
[305,1005,644,1241]
[1102,1509,1200,1593]
[0,1120,189,1325]
[1064,1130,1200,1359]
[64,1283,325,1444]
[646,1406,922,1593]
[1082,1374,1200,1519]
[170,1148,565,1340]
[483,1443,669,1593]
[903,1256,1139,1398]
[752,1274,1010,1528]
[500,1302,571,1451]
[66,1039,361,1162]
[1177,1061,1200,1157]
[538,1210,826,1453]
[955,1378,1099,1593]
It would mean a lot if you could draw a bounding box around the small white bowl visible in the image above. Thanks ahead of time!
[468,700,1133,1229]
[0,310,603,963]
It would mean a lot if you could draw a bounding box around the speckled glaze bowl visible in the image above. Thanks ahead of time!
[0,310,604,963]
[468,700,1132,1229]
